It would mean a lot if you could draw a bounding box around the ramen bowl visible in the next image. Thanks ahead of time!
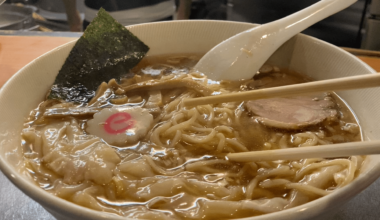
[0,20,379,220]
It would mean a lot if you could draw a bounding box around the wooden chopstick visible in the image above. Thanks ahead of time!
[226,140,380,162]
[183,73,380,106]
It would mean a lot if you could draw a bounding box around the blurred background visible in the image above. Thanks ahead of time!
[0,0,379,50]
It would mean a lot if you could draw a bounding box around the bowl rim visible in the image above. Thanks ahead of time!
[0,19,379,220]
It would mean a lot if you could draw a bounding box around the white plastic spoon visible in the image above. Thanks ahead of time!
[194,0,357,81]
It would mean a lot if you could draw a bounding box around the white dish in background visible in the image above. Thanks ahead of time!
[0,20,379,220]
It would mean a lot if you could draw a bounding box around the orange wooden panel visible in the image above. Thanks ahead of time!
[0,36,76,87]
[357,56,380,72]
[0,36,379,88]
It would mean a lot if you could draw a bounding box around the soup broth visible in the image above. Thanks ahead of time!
[20,55,363,219]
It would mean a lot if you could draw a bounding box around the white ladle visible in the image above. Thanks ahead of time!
[194,0,357,81]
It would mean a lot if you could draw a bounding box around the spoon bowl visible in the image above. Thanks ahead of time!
[194,0,357,81]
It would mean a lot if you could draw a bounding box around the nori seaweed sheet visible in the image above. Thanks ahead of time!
[48,8,149,103]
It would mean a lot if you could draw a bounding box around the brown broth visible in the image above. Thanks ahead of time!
[21,55,363,219]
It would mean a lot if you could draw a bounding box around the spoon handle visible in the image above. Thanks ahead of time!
[194,0,358,81]
[272,0,357,41]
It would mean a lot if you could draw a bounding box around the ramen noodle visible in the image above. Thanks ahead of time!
[21,55,363,219]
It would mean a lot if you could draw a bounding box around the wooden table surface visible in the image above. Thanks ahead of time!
[1,36,380,88]
[0,36,77,87]
[1,35,380,220]
[0,36,380,87]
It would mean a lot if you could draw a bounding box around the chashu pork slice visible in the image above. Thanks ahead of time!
[245,95,338,130]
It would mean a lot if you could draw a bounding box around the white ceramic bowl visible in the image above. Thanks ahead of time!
[0,20,379,220]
